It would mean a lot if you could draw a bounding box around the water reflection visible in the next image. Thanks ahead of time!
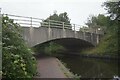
[58,55,118,78]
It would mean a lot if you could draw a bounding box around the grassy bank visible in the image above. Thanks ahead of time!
[56,58,81,79]
[80,31,118,58]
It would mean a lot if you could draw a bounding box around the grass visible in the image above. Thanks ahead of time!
[80,33,118,58]
[57,59,81,79]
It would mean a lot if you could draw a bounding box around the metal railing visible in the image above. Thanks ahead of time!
[2,14,83,31]
[2,14,104,45]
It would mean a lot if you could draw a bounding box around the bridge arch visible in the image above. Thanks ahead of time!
[33,38,94,54]
[34,38,94,48]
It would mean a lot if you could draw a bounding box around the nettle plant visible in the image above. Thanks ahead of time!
[2,16,37,78]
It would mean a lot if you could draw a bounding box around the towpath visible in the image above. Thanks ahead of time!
[35,56,73,78]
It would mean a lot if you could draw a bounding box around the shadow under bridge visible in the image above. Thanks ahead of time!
[33,38,94,54]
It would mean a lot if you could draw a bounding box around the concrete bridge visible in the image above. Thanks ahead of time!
[4,14,103,47]
[21,26,102,47]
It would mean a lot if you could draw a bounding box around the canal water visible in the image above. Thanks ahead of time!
[58,55,118,78]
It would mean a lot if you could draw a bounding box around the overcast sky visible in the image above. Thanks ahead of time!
[0,0,107,26]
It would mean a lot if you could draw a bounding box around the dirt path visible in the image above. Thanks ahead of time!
[35,57,68,78]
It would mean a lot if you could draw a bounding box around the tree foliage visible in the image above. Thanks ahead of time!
[58,12,71,24]
[2,16,37,78]
[86,14,111,33]
[42,12,72,29]
[83,1,119,56]
[103,1,120,20]
[33,42,66,56]
[44,42,66,56]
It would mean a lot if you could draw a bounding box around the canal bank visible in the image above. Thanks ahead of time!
[58,55,118,78]
[33,52,118,78]
[35,56,74,78]
[61,52,118,60]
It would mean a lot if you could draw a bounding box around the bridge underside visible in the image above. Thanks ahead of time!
[33,38,94,53]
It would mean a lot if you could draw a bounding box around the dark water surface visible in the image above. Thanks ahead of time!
[58,55,118,78]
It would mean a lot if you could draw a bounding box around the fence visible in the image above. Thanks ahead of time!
[2,14,83,31]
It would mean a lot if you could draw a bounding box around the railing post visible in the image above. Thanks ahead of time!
[91,33,93,44]
[74,24,76,38]
[96,29,99,44]
[48,20,51,40]
[62,22,65,37]
[97,34,99,44]
[30,17,32,27]
[83,26,86,40]
[30,17,33,46]
[63,22,65,30]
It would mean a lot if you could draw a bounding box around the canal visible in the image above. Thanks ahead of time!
[58,55,118,78]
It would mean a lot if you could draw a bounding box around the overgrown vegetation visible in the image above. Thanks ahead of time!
[81,35,118,57]
[41,11,72,29]
[2,16,37,78]
[0,14,2,77]
[33,42,66,56]
[44,42,66,56]
[81,1,119,57]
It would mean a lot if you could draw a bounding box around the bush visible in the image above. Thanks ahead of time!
[2,16,37,78]
[44,42,66,56]
[80,28,118,57]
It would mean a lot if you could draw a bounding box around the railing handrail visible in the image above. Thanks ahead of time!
[3,14,71,24]
[2,14,85,31]
[3,14,43,20]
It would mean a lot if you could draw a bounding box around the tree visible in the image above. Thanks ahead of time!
[86,15,97,27]
[42,12,72,29]
[49,13,59,21]
[103,1,119,36]
[103,1,120,21]
[103,1,119,55]
[84,1,119,56]
[86,14,112,33]
[2,16,37,78]
[79,26,89,32]
[59,12,71,24]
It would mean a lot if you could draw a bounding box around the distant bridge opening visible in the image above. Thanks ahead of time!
[33,38,94,53]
